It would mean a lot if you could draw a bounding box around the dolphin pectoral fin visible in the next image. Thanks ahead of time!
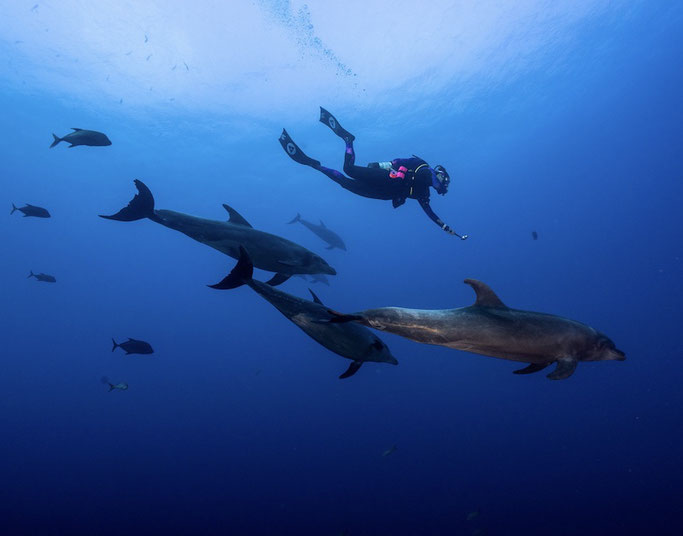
[546,358,578,380]
[513,363,549,375]
[266,273,291,287]
[339,361,362,379]
[222,204,252,227]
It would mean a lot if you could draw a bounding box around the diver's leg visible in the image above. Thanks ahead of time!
[279,129,320,167]
[315,166,386,200]
[319,107,355,143]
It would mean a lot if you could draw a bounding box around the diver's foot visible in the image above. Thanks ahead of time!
[319,107,355,143]
[279,129,321,167]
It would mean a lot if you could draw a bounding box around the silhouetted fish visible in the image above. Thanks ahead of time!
[101,377,128,391]
[112,338,154,355]
[27,271,56,282]
[295,273,331,286]
[11,203,50,218]
[381,445,397,457]
[532,231,538,240]
[50,128,112,148]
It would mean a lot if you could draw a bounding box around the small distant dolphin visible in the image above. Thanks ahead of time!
[288,213,346,250]
[330,279,625,380]
[209,247,397,379]
[112,338,154,355]
[101,377,129,392]
[50,128,112,148]
[296,273,331,286]
[100,180,336,285]
[11,203,50,218]
[28,271,56,282]
[381,445,397,457]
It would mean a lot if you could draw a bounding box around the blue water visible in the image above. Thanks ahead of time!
[2,2,683,535]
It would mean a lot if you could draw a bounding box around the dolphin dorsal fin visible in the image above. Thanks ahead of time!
[71,127,83,131]
[319,219,326,227]
[222,204,252,227]
[308,288,324,305]
[464,279,507,308]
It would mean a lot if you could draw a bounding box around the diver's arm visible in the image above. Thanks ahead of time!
[418,198,468,239]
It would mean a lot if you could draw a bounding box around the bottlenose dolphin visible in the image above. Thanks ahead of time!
[112,338,154,355]
[100,180,336,284]
[50,128,112,148]
[28,271,56,282]
[209,247,397,379]
[11,203,50,218]
[288,213,346,250]
[330,279,625,380]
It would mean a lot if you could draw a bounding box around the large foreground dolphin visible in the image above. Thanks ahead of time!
[100,180,336,284]
[209,247,397,379]
[288,213,346,250]
[330,279,625,380]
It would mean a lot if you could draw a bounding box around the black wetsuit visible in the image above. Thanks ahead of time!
[315,142,448,229]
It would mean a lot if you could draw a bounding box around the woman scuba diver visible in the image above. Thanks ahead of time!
[279,107,467,239]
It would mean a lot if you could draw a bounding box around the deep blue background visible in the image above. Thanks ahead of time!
[2,4,682,535]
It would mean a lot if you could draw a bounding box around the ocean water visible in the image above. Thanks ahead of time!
[2,2,683,535]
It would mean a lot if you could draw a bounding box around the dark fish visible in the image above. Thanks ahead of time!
[11,203,50,218]
[330,279,625,380]
[209,247,397,379]
[295,273,331,286]
[532,231,538,240]
[100,180,336,283]
[112,338,154,355]
[50,128,112,148]
[28,270,56,282]
[288,213,346,250]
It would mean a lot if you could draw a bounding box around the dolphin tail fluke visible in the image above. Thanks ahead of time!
[99,180,155,221]
[10,203,17,215]
[327,310,362,324]
[112,338,119,352]
[287,213,301,224]
[265,273,291,287]
[49,134,62,148]
[108,383,116,392]
[209,246,254,290]
[27,270,35,279]
[339,361,362,379]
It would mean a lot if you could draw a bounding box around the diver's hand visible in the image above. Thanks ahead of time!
[459,234,468,240]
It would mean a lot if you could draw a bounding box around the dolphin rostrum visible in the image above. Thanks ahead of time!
[209,246,397,379]
[329,279,625,380]
[100,180,336,285]
[288,213,346,250]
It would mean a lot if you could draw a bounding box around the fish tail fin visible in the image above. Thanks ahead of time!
[108,383,116,392]
[49,134,62,148]
[10,203,17,215]
[208,246,254,290]
[327,310,363,323]
[111,338,119,352]
[99,180,155,221]
[287,213,301,224]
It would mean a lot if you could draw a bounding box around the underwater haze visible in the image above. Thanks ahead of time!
[2,1,683,534]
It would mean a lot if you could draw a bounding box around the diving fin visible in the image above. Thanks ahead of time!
[339,361,362,379]
[319,107,355,143]
[265,273,291,287]
[279,129,320,167]
[99,180,155,221]
[546,358,578,380]
[513,363,549,375]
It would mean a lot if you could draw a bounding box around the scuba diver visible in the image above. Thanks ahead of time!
[279,107,467,239]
